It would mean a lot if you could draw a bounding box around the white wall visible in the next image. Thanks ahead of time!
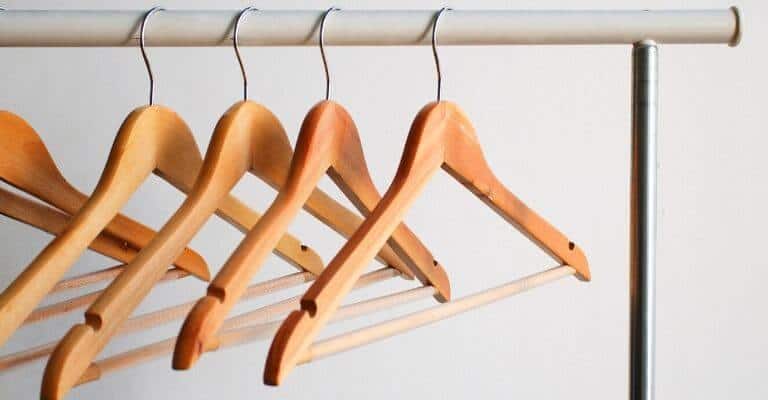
[0,1,764,399]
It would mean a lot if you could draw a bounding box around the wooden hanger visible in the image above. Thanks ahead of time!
[41,5,437,393]
[264,101,592,385]
[173,100,451,370]
[0,110,207,348]
[40,95,441,398]
[37,100,336,399]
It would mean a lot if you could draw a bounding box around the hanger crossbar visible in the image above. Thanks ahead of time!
[298,265,574,365]
[0,9,740,47]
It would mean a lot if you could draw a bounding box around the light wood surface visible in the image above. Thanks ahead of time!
[0,110,207,349]
[0,188,188,327]
[24,269,187,325]
[71,268,410,385]
[264,101,591,385]
[299,266,575,364]
[0,188,139,266]
[41,100,425,399]
[174,100,450,369]
[49,265,130,295]
[38,102,328,400]
[0,271,315,372]
[0,111,199,265]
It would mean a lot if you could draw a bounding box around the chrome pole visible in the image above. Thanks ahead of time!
[630,40,658,400]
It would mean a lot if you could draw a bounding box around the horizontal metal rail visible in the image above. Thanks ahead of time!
[0,9,741,47]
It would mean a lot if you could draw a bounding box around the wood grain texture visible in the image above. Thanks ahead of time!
[173,100,450,370]
[24,269,187,325]
[0,110,204,271]
[39,102,327,400]
[299,266,575,364]
[0,272,315,373]
[71,268,405,385]
[0,110,207,349]
[42,100,425,399]
[0,188,138,266]
[264,101,591,385]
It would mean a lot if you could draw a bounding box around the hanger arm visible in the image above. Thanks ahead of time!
[213,193,322,271]
[0,188,138,264]
[440,102,589,280]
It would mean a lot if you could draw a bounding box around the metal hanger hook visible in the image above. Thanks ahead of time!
[234,6,258,101]
[319,7,340,101]
[432,7,452,102]
[140,6,164,105]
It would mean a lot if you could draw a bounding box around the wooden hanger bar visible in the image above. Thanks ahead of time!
[0,268,399,375]
[72,268,420,386]
[298,265,574,364]
[49,265,133,295]
[0,272,313,372]
[23,269,186,325]
[0,9,740,47]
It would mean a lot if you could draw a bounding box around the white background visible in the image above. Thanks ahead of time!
[0,1,764,399]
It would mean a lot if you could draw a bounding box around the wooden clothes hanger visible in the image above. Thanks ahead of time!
[265,100,591,384]
[40,7,428,398]
[173,99,451,369]
[263,9,590,385]
[173,7,449,369]
[0,110,207,348]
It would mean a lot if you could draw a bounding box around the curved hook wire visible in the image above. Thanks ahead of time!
[432,7,452,102]
[319,7,340,100]
[140,6,164,105]
[234,6,258,101]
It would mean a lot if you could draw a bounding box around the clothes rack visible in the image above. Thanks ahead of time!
[0,8,743,400]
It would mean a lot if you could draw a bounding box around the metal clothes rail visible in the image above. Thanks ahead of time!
[0,9,740,47]
[0,8,743,400]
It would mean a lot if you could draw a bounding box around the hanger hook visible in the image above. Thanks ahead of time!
[319,7,340,101]
[234,6,258,101]
[140,6,164,105]
[432,7,451,102]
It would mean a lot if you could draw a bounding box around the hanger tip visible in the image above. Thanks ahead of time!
[41,324,95,400]
[264,310,309,385]
[173,296,223,369]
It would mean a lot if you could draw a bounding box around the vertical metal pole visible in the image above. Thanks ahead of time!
[630,40,657,400]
